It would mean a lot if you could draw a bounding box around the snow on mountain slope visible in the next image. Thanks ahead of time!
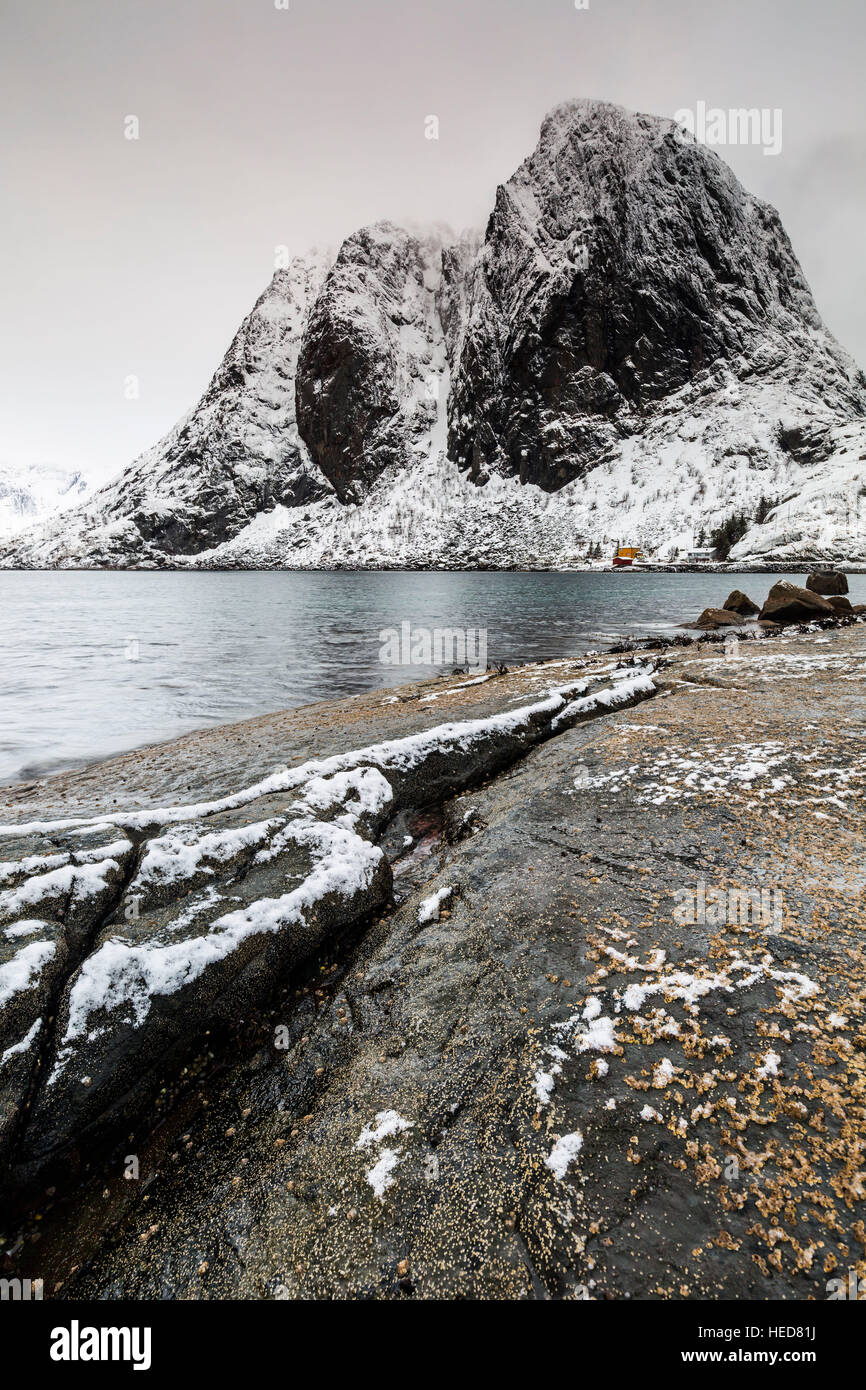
[0,253,332,566]
[195,367,866,569]
[730,422,866,562]
[447,100,865,493]
[1,98,864,570]
[0,463,90,540]
[295,223,451,502]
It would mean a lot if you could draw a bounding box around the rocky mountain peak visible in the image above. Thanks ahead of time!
[295,221,449,502]
[447,98,865,490]
[1,98,863,569]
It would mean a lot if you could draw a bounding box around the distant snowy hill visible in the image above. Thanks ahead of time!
[0,462,91,540]
[2,98,864,569]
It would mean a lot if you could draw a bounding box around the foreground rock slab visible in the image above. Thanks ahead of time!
[0,661,656,1191]
[4,624,866,1301]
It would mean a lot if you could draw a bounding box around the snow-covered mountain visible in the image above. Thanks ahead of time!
[0,462,91,540]
[3,98,864,569]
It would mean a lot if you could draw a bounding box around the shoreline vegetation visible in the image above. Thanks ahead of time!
[1,607,865,1299]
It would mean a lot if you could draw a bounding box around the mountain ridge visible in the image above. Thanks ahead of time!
[0,462,91,540]
[2,98,864,569]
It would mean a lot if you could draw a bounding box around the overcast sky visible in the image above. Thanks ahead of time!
[2,0,865,484]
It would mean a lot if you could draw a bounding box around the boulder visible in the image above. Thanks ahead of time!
[827,595,853,613]
[759,581,835,624]
[690,608,742,630]
[723,590,760,617]
[806,570,848,596]
[779,420,834,465]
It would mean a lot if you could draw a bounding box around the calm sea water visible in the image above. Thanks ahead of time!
[1,570,862,784]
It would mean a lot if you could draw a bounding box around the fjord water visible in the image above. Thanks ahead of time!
[1,570,863,785]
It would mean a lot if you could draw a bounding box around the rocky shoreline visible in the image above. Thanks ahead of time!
[8,559,866,575]
[686,573,865,634]
[1,620,865,1299]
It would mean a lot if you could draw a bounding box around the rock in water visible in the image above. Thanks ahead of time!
[759,581,836,624]
[723,590,760,617]
[806,570,849,596]
[690,608,742,630]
